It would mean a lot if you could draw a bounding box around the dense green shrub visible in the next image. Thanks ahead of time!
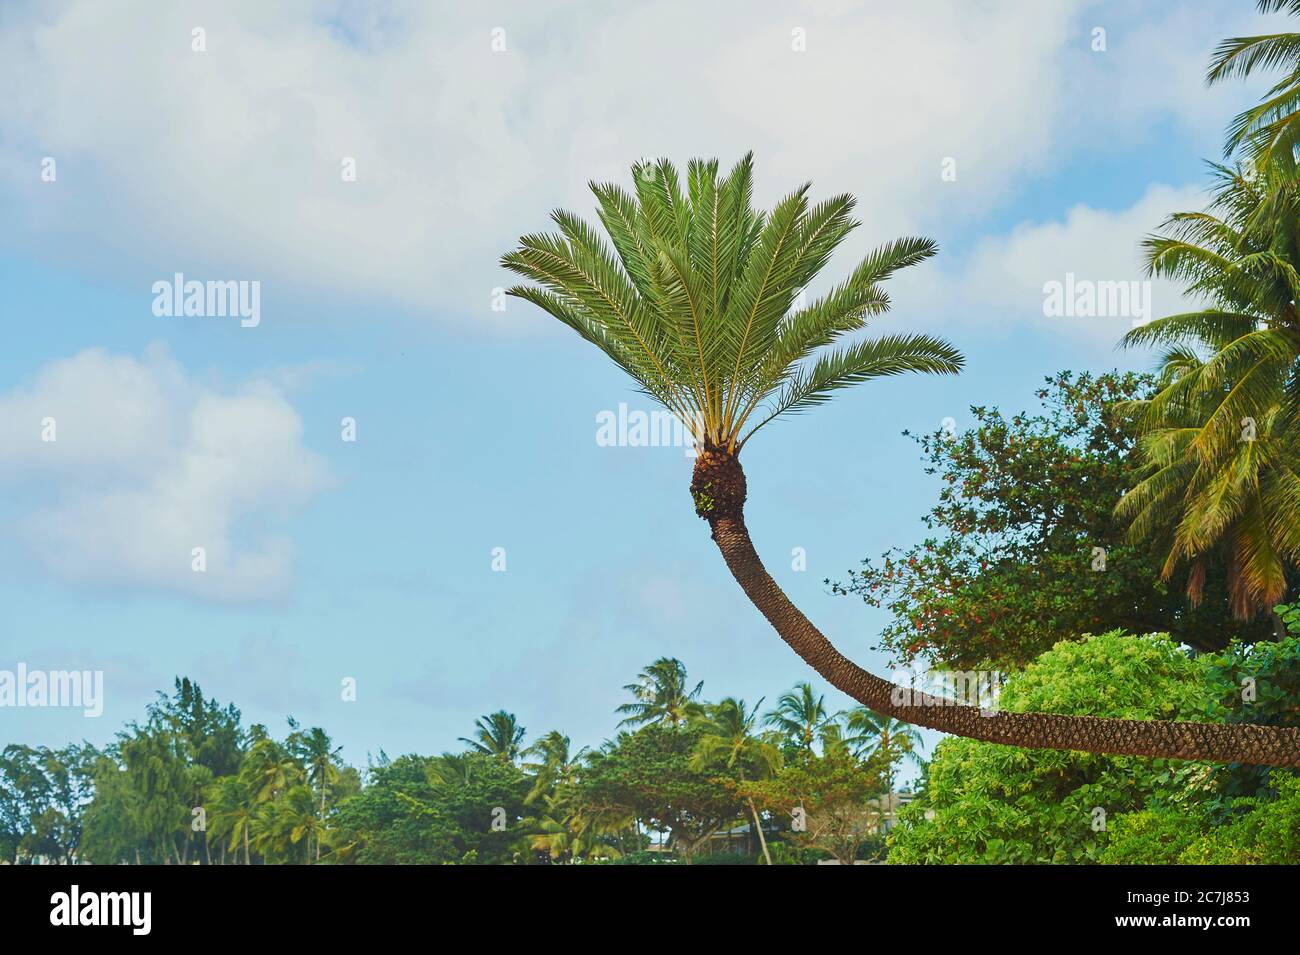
[890,618,1300,865]
[888,631,1215,864]
[1102,773,1300,864]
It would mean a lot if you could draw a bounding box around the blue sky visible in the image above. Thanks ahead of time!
[0,0,1288,772]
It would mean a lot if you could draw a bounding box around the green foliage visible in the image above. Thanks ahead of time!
[891,617,1300,864]
[1094,808,1206,864]
[739,747,888,865]
[832,372,1266,669]
[577,723,744,862]
[1200,614,1300,806]
[888,632,1216,864]
[0,743,95,864]
[502,154,962,452]
[1119,152,1300,616]
[1102,772,1300,864]
[332,752,528,865]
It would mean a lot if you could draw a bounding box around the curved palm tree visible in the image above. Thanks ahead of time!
[504,153,1300,767]
[459,711,527,764]
[763,682,831,751]
[690,696,783,864]
[1119,156,1300,622]
[616,657,704,729]
[1208,0,1300,163]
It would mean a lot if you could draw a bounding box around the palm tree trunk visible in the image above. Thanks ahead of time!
[748,797,773,865]
[693,449,1300,767]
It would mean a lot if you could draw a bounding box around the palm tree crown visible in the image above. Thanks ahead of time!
[502,153,963,456]
[1208,0,1300,163]
[459,710,527,763]
[1120,154,1300,615]
[762,682,831,751]
[616,657,704,728]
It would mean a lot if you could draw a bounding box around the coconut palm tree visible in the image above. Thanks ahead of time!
[1119,156,1300,625]
[503,153,1300,766]
[426,752,475,787]
[206,775,255,864]
[690,696,783,864]
[843,709,924,793]
[763,682,831,751]
[522,730,589,804]
[1208,0,1300,163]
[459,711,527,763]
[522,793,626,863]
[288,726,342,861]
[237,736,303,808]
[616,657,704,729]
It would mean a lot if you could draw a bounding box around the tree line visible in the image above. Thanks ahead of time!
[0,665,922,865]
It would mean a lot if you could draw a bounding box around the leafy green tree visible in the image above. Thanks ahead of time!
[832,372,1263,668]
[738,747,888,864]
[287,723,344,861]
[240,732,304,805]
[1102,771,1300,864]
[206,775,256,864]
[1199,603,1300,808]
[0,743,94,864]
[578,723,743,862]
[331,752,528,865]
[522,730,588,804]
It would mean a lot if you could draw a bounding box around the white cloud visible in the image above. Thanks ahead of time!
[893,182,1209,345]
[0,0,1282,336]
[0,0,1087,325]
[0,345,329,602]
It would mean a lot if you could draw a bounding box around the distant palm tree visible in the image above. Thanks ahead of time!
[616,658,704,729]
[207,776,255,864]
[426,752,475,787]
[459,711,527,763]
[691,697,782,864]
[504,152,1300,766]
[522,730,588,804]
[763,683,831,751]
[239,737,302,804]
[843,709,924,793]
[523,793,624,863]
[283,784,328,863]
[289,726,342,860]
